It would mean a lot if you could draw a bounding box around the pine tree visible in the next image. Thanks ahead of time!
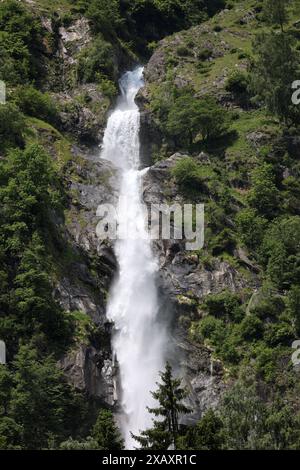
[132,362,191,450]
[92,409,124,450]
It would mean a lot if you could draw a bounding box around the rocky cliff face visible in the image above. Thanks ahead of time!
[136,5,265,416]
[142,154,258,418]
[31,15,121,407]
[56,146,119,407]
[44,5,262,417]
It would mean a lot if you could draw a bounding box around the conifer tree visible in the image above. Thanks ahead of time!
[92,409,124,450]
[132,362,191,450]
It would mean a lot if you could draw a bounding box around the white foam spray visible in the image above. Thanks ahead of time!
[100,67,167,449]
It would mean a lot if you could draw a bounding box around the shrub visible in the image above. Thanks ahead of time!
[198,48,211,60]
[225,71,249,94]
[197,316,226,344]
[213,24,223,32]
[180,409,224,450]
[86,0,121,35]
[248,163,280,218]
[203,290,243,322]
[14,86,58,124]
[260,216,300,289]
[211,228,236,256]
[252,295,285,321]
[264,322,294,347]
[171,157,203,189]
[0,103,25,152]
[77,36,116,83]
[99,77,118,100]
[0,0,43,84]
[236,208,268,250]
[0,32,31,84]
[165,89,231,146]
[240,315,264,340]
[176,45,191,56]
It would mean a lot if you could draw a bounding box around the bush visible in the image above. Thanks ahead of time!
[236,208,268,250]
[77,36,116,83]
[197,316,227,344]
[225,71,249,94]
[171,157,203,190]
[0,103,25,152]
[252,294,285,321]
[0,32,31,84]
[240,315,264,340]
[203,290,243,322]
[211,228,236,256]
[260,216,300,289]
[213,24,223,32]
[198,48,211,60]
[165,89,231,146]
[99,77,118,100]
[176,45,192,56]
[86,0,121,36]
[0,0,43,84]
[14,86,58,124]
[180,409,224,450]
[264,322,294,347]
[248,163,280,218]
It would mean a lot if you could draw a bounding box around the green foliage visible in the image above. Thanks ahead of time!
[59,409,124,450]
[0,416,23,450]
[115,0,224,56]
[220,377,300,449]
[86,0,121,36]
[77,36,116,83]
[179,409,224,450]
[1,345,86,449]
[240,315,264,340]
[286,285,300,336]
[248,163,280,218]
[260,216,300,289]
[59,436,99,450]
[220,378,267,449]
[99,77,118,100]
[250,31,300,125]
[14,86,58,125]
[263,0,290,31]
[225,70,249,95]
[0,144,74,355]
[132,362,191,449]
[92,410,124,450]
[236,207,268,250]
[164,88,231,146]
[0,144,61,249]
[0,103,25,153]
[197,315,227,343]
[0,0,44,84]
[203,290,243,322]
[171,157,204,191]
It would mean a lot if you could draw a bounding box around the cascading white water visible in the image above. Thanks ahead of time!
[100,67,167,449]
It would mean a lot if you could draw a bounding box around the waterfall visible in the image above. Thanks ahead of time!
[100,67,167,449]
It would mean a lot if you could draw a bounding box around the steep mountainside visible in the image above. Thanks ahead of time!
[1,0,300,450]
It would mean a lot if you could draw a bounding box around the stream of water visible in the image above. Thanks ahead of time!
[100,67,167,449]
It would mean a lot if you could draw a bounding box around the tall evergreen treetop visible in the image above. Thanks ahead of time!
[132,362,192,449]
